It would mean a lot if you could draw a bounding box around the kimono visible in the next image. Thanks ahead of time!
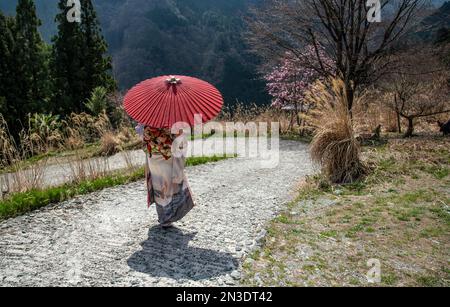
[137,125,195,225]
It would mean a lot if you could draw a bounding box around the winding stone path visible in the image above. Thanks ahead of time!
[0,140,313,287]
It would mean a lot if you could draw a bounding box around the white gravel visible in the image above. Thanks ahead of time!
[0,140,313,287]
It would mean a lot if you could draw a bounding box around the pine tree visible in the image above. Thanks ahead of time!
[80,0,116,98]
[14,0,50,115]
[0,2,50,137]
[51,0,115,115]
[0,12,16,121]
[51,0,85,115]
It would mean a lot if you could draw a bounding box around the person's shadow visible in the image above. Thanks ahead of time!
[127,226,238,281]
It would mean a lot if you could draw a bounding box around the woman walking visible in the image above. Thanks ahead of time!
[137,125,194,228]
[124,75,223,227]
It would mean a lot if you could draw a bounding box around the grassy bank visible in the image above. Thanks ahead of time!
[0,133,215,176]
[0,141,142,175]
[243,136,449,287]
[0,155,233,221]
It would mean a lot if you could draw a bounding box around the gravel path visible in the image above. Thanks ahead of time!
[0,140,313,287]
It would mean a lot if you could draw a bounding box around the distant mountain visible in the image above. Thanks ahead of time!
[430,0,448,7]
[422,1,450,31]
[5,0,446,106]
[415,1,450,42]
[0,0,269,105]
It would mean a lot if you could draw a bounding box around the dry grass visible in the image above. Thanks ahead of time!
[0,115,50,194]
[355,90,449,136]
[66,151,111,184]
[120,149,139,172]
[116,126,136,144]
[306,79,367,184]
[218,103,297,135]
[0,115,18,168]
[64,111,111,148]
[99,132,122,156]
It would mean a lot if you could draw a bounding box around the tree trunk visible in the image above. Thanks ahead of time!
[288,111,295,132]
[345,82,355,113]
[295,103,301,126]
[396,112,402,134]
[404,117,414,138]
[299,116,305,136]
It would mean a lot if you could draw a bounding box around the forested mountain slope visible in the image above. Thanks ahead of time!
[0,0,268,105]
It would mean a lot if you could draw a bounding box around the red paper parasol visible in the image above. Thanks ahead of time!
[124,75,224,128]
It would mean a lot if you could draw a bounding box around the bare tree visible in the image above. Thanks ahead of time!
[381,48,450,137]
[247,0,426,111]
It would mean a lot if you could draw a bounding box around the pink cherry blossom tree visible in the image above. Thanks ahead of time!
[265,45,334,128]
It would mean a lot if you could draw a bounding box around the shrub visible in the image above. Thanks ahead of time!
[306,78,367,184]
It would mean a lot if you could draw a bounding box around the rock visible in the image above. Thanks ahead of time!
[152,278,160,283]
[253,273,263,286]
[334,189,343,195]
[216,277,225,285]
[224,277,236,285]
[230,271,241,280]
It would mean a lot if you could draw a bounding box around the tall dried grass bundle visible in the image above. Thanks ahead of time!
[306,78,366,184]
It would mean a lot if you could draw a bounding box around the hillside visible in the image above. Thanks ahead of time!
[0,0,269,105]
[3,0,446,106]
[418,1,450,41]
